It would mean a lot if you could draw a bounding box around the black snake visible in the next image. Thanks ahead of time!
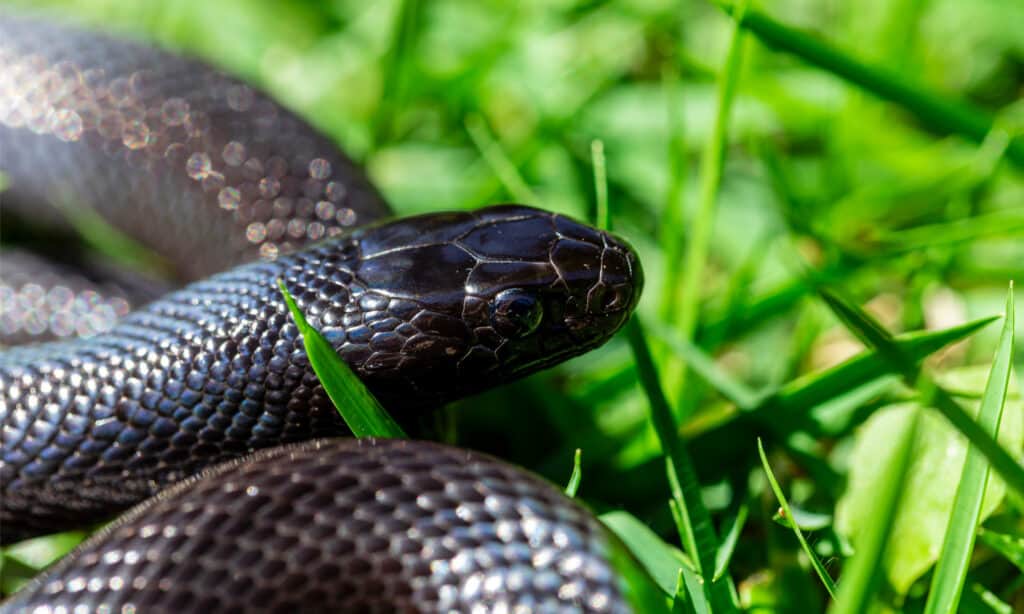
[0,11,647,612]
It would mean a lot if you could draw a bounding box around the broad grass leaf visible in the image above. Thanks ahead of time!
[834,367,1022,594]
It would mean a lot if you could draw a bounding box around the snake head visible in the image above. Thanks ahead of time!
[295,205,642,408]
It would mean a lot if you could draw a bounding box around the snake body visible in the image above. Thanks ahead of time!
[0,11,644,612]
[5,439,634,613]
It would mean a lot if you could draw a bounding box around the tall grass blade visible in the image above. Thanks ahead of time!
[625,318,738,613]
[757,439,837,598]
[278,280,406,439]
[828,409,921,614]
[651,322,761,410]
[673,0,748,412]
[465,114,541,204]
[924,284,1014,614]
[591,139,610,231]
[565,448,583,498]
[373,0,423,146]
[659,63,688,321]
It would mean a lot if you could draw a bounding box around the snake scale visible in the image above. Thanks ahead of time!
[0,10,646,613]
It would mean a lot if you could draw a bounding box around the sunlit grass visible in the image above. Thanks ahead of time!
[2,0,1022,611]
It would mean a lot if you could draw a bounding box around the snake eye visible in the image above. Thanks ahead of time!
[490,289,543,337]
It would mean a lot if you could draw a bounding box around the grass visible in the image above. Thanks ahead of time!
[2,0,1023,610]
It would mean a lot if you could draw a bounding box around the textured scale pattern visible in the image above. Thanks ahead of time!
[0,11,390,282]
[0,249,169,345]
[1,206,642,542]
[4,439,631,613]
[0,11,647,612]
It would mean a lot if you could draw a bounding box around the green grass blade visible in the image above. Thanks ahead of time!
[712,501,749,582]
[712,2,1024,168]
[565,448,583,498]
[828,408,921,614]
[625,317,738,613]
[771,316,998,416]
[0,532,87,595]
[465,114,541,204]
[817,288,1024,496]
[671,569,699,614]
[372,0,423,146]
[601,510,687,598]
[925,284,1014,614]
[54,196,172,277]
[591,139,610,231]
[757,439,837,598]
[659,63,688,321]
[278,280,406,439]
[977,528,1024,572]
[689,316,997,439]
[650,322,761,410]
[599,511,675,613]
[674,0,748,406]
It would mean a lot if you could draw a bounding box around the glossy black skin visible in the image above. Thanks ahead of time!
[1,205,642,541]
[0,11,646,611]
[4,439,631,613]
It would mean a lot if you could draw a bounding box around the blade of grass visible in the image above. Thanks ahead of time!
[712,501,749,582]
[465,114,541,204]
[593,135,734,609]
[711,2,1024,168]
[601,510,688,597]
[53,195,172,277]
[565,448,583,498]
[976,528,1024,572]
[673,0,749,413]
[924,284,1014,614]
[757,438,837,598]
[770,316,998,416]
[626,317,739,613]
[817,288,1024,496]
[591,140,609,231]
[659,63,688,321]
[671,569,699,614]
[828,408,921,614]
[278,280,406,438]
[650,321,761,410]
[372,0,423,146]
[687,315,997,439]
[600,511,675,613]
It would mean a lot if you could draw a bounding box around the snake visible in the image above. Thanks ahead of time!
[0,10,649,613]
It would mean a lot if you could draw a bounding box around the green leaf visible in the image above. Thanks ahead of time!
[818,288,1024,497]
[835,368,1023,594]
[925,285,1014,614]
[565,448,583,498]
[277,279,406,439]
[1,532,87,595]
[829,408,921,614]
[758,439,837,598]
[601,511,686,597]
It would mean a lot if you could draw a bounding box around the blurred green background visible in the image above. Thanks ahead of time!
[1,0,1022,611]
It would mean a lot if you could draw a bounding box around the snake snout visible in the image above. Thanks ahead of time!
[556,227,643,340]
